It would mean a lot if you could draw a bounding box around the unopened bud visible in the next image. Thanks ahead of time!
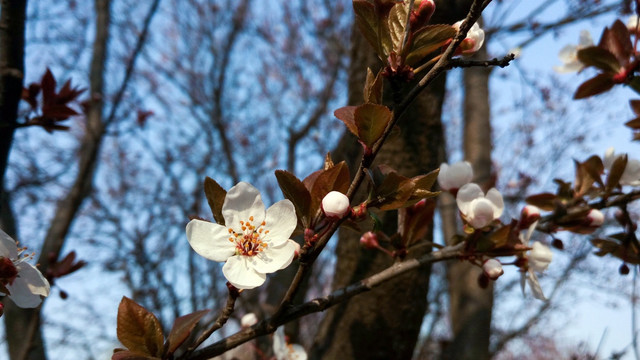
[241,313,258,327]
[0,257,17,285]
[293,242,301,259]
[519,205,541,229]
[410,0,435,28]
[482,259,504,280]
[586,209,604,227]
[551,238,564,250]
[0,302,4,317]
[322,191,350,219]
[620,263,630,275]
[360,231,379,250]
[514,257,528,268]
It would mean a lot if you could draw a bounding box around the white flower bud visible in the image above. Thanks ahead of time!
[322,191,350,218]
[482,259,504,280]
[520,205,541,229]
[529,241,553,273]
[437,161,473,192]
[452,21,485,54]
[241,313,258,327]
[587,209,604,227]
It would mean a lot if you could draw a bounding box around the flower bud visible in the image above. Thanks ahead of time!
[519,205,541,229]
[322,191,350,219]
[452,21,485,55]
[529,241,553,273]
[551,238,564,250]
[0,257,18,285]
[241,313,258,327]
[620,263,630,275]
[586,209,604,227]
[360,231,379,250]
[293,242,301,259]
[0,302,4,317]
[438,161,473,193]
[482,259,504,280]
[410,0,435,28]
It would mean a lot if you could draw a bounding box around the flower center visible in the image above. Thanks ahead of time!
[228,216,269,257]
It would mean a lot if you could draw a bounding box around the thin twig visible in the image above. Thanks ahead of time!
[447,53,516,69]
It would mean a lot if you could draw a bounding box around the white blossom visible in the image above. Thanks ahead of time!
[437,161,473,192]
[629,14,639,33]
[0,230,50,308]
[453,21,485,54]
[186,182,298,290]
[482,259,504,280]
[586,209,604,227]
[273,327,307,360]
[518,222,550,300]
[553,30,593,73]
[456,183,504,229]
[603,147,640,186]
[321,191,350,218]
[529,241,553,273]
[241,313,258,327]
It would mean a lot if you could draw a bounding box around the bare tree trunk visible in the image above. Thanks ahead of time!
[441,31,494,360]
[3,1,110,358]
[0,0,27,199]
[309,17,449,359]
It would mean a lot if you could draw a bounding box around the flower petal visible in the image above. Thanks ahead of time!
[468,199,494,228]
[0,229,18,258]
[603,147,616,170]
[486,187,504,218]
[456,183,483,216]
[526,269,547,300]
[558,45,577,63]
[263,200,297,244]
[222,256,266,289]
[8,263,50,308]
[621,159,640,185]
[186,219,236,262]
[250,240,296,273]
[222,182,266,232]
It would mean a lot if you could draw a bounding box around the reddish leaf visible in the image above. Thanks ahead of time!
[406,25,456,66]
[598,20,633,65]
[204,177,226,225]
[310,162,350,216]
[354,103,392,147]
[166,309,210,355]
[374,172,415,211]
[630,100,640,116]
[363,68,383,104]
[117,297,165,358]
[41,68,56,106]
[606,153,627,192]
[573,73,615,99]
[334,106,358,136]
[353,0,382,55]
[577,46,621,73]
[525,193,557,211]
[275,170,312,227]
[625,117,640,129]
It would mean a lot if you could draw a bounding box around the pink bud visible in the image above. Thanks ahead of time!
[586,209,604,227]
[0,257,17,285]
[360,231,379,250]
[482,259,504,280]
[322,191,350,219]
[519,205,541,229]
[241,313,258,327]
[293,242,301,258]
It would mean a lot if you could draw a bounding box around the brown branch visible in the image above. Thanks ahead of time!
[447,53,516,69]
[181,288,240,358]
[187,243,465,359]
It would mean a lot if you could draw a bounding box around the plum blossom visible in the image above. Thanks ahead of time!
[482,259,504,280]
[0,230,50,308]
[437,161,473,192]
[603,147,640,186]
[241,313,258,327]
[553,30,593,73]
[186,182,298,290]
[273,327,307,360]
[456,183,504,229]
[519,222,552,300]
[452,21,485,54]
[321,191,350,219]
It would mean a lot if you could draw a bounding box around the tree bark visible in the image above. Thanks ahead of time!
[441,29,494,360]
[0,0,27,202]
[3,1,110,358]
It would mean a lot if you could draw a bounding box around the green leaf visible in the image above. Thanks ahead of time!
[406,25,456,66]
[275,170,312,227]
[363,68,384,104]
[166,309,210,355]
[573,73,615,99]
[354,103,392,147]
[204,177,226,225]
[606,153,627,193]
[116,297,165,358]
[576,46,621,73]
[525,193,557,211]
[334,106,358,136]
